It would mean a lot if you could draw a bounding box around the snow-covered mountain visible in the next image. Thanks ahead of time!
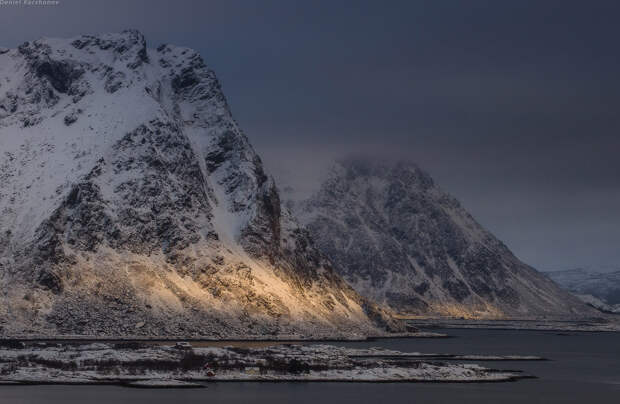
[295,159,594,319]
[0,31,400,337]
[546,268,620,306]
[572,294,620,315]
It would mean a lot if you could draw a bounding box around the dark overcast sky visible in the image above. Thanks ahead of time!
[1,0,619,271]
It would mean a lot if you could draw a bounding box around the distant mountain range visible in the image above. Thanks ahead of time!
[546,268,620,312]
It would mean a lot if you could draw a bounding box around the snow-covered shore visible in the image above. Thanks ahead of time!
[0,342,534,386]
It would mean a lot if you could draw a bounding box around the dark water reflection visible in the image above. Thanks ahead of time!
[2,329,619,403]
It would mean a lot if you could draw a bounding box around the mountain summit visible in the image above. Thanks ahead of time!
[0,31,399,337]
[296,159,593,319]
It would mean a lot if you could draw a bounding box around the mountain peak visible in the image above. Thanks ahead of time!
[333,158,435,191]
[0,32,400,338]
[297,158,593,319]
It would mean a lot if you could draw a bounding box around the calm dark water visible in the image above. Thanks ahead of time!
[1,329,619,403]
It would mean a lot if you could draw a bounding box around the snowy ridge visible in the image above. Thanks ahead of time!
[0,31,400,337]
[546,268,620,306]
[296,159,595,319]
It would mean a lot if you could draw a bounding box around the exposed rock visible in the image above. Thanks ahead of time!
[63,109,81,126]
[34,59,84,94]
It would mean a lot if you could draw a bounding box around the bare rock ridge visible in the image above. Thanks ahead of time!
[296,159,595,319]
[0,31,400,337]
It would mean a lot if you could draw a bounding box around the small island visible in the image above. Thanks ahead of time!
[0,341,536,387]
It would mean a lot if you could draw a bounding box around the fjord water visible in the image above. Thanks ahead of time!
[1,329,618,404]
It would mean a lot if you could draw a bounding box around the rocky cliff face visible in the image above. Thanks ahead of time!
[296,159,594,319]
[0,31,399,337]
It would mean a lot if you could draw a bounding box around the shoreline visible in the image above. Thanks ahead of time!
[405,318,620,333]
[3,317,618,343]
[0,331,447,344]
[0,374,536,388]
